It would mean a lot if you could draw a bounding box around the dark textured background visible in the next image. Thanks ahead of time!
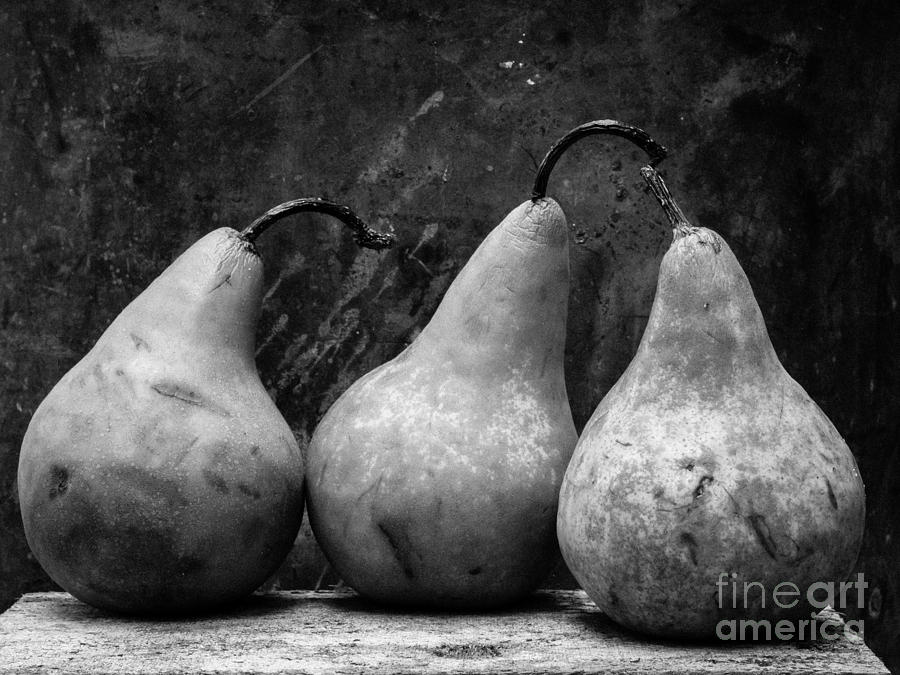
[1,0,898,669]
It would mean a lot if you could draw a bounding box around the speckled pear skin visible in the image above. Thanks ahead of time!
[557,227,866,638]
[306,199,577,609]
[18,228,305,614]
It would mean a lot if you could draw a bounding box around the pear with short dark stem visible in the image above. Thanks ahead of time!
[557,165,866,638]
[306,121,667,609]
[17,199,392,614]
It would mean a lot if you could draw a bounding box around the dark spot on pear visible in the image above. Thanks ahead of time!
[43,491,207,611]
[653,487,664,498]
[111,466,189,507]
[748,514,778,560]
[151,382,203,407]
[703,302,710,310]
[238,483,261,500]
[615,439,632,446]
[130,333,150,351]
[538,348,551,378]
[249,445,260,457]
[693,475,714,500]
[679,532,699,565]
[825,478,838,510]
[468,566,482,575]
[377,521,416,579]
[684,462,695,471]
[868,586,883,618]
[316,460,329,487]
[48,465,69,499]
[608,589,619,606]
[202,469,229,494]
[209,273,233,292]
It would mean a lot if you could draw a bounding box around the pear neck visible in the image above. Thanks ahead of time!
[416,200,569,374]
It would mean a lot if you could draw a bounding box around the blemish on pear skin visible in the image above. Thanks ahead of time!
[48,465,69,499]
[355,474,383,503]
[209,272,233,292]
[129,333,150,351]
[693,475,714,500]
[679,531,699,565]
[316,460,329,487]
[202,469,230,494]
[825,478,838,510]
[468,566,482,575]
[377,521,416,579]
[111,466,189,507]
[151,382,203,407]
[238,483,261,500]
[747,514,778,560]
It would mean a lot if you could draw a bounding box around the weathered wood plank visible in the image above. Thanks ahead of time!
[0,590,888,674]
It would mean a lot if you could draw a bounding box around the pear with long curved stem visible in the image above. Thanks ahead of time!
[17,199,392,614]
[557,165,866,638]
[306,120,666,609]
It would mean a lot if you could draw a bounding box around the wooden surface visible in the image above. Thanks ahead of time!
[0,590,888,674]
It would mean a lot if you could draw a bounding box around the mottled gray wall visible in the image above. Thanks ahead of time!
[1,0,898,669]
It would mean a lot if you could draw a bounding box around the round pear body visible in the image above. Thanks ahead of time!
[557,227,865,638]
[306,199,577,609]
[18,228,305,614]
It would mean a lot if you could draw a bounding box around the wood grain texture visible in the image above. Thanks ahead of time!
[0,590,888,674]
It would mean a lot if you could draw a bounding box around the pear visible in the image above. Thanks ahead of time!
[557,166,866,638]
[306,121,667,609]
[17,199,392,614]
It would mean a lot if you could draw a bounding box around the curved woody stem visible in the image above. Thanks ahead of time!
[531,119,668,201]
[640,166,694,238]
[240,198,394,250]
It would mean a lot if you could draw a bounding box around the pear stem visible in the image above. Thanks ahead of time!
[639,165,693,237]
[531,119,668,201]
[240,198,395,249]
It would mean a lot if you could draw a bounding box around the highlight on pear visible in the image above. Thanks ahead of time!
[304,121,667,610]
[556,151,866,638]
[17,199,393,615]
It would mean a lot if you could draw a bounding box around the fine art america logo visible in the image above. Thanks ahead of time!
[715,572,866,641]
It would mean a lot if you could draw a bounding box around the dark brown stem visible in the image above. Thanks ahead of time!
[531,119,668,201]
[240,198,394,249]
[639,166,693,236]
